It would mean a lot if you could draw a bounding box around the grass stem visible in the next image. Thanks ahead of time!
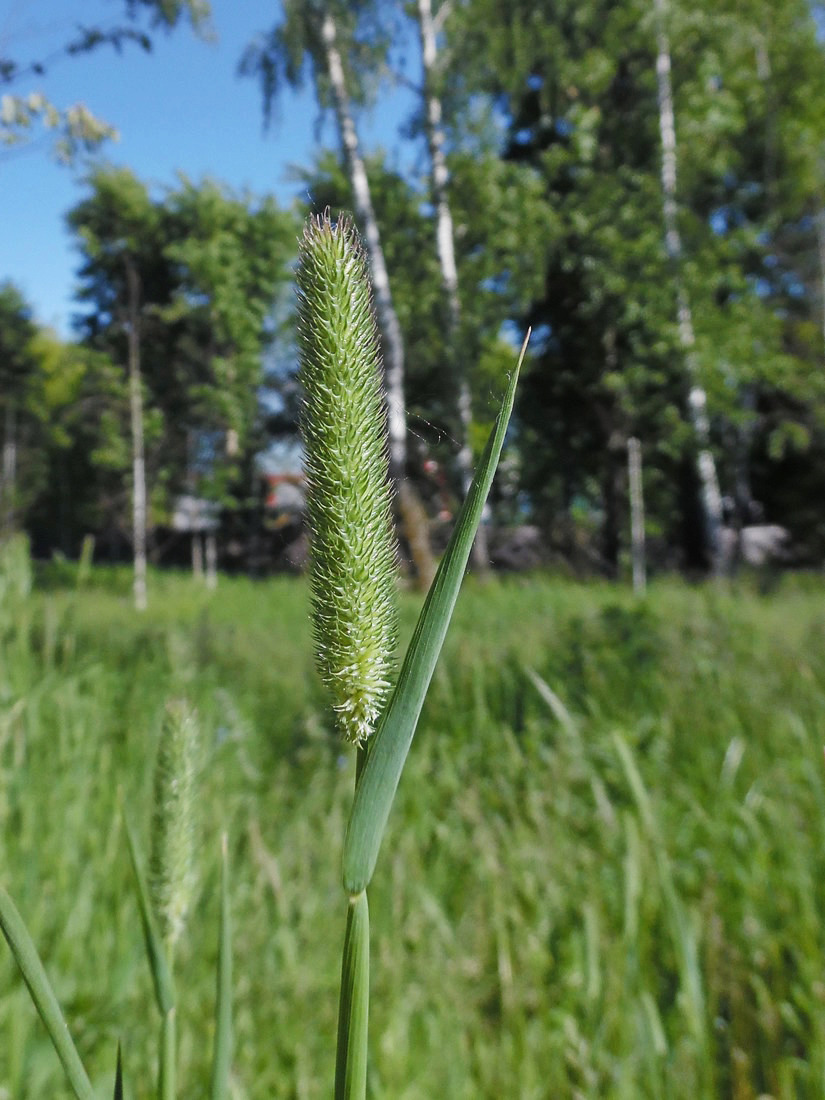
[334,892,369,1100]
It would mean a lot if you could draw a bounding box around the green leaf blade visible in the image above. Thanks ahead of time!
[122,807,176,1016]
[0,885,95,1100]
[210,835,233,1100]
[113,1042,124,1100]
[342,340,526,894]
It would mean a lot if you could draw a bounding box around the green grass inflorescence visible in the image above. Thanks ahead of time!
[296,214,398,745]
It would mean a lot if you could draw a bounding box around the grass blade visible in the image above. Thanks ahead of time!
[0,885,95,1100]
[343,335,528,894]
[113,1042,124,1100]
[159,1009,176,1100]
[524,665,580,740]
[613,733,708,1057]
[334,892,370,1100]
[122,807,176,1016]
[210,835,233,1100]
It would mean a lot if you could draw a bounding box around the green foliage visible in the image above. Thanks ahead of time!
[1,568,825,1094]
[0,282,38,397]
[426,0,825,563]
[64,165,296,532]
[0,887,95,1100]
[240,0,392,126]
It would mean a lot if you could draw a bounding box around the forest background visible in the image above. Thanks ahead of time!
[3,0,825,581]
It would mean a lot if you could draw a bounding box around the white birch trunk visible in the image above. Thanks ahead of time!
[320,12,407,483]
[653,0,724,573]
[416,0,489,571]
[320,11,435,586]
[126,261,148,611]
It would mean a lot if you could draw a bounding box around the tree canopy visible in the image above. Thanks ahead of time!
[4,0,825,573]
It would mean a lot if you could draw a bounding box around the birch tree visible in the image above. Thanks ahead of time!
[652,0,725,572]
[414,0,489,569]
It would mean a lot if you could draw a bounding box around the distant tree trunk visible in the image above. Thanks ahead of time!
[320,11,435,588]
[817,207,825,351]
[653,0,724,574]
[1,403,16,539]
[205,531,217,590]
[598,328,623,578]
[125,259,148,611]
[600,428,626,578]
[415,0,488,572]
[733,385,756,524]
[627,437,646,595]
[192,533,203,578]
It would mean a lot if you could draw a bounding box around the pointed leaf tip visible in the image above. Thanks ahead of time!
[113,1042,124,1100]
[342,342,525,894]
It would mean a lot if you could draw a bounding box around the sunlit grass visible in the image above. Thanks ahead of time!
[1,564,824,1096]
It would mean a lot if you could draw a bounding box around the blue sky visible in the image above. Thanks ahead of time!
[1,0,418,335]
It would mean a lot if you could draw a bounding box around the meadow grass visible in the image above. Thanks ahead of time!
[1,562,824,1097]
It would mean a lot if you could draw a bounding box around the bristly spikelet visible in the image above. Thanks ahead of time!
[297,213,398,744]
[149,699,198,952]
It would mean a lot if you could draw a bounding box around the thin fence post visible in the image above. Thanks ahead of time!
[205,532,218,590]
[192,533,203,580]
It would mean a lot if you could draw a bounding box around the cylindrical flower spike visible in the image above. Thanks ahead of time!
[149,699,198,952]
[297,213,398,744]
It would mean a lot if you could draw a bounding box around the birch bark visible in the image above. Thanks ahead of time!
[653,0,725,572]
[416,0,489,570]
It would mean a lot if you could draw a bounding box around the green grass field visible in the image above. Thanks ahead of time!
[1,548,824,1098]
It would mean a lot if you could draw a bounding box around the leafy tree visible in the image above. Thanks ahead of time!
[656,0,825,554]
[442,0,693,568]
[23,330,130,559]
[438,0,825,569]
[0,289,127,555]
[66,166,297,590]
[68,166,164,607]
[161,176,298,501]
[0,282,39,535]
[411,0,490,567]
[652,0,725,571]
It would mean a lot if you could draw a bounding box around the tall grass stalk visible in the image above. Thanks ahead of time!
[210,835,232,1100]
[0,886,95,1100]
[297,211,523,1096]
[297,213,397,1099]
[145,698,198,1098]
